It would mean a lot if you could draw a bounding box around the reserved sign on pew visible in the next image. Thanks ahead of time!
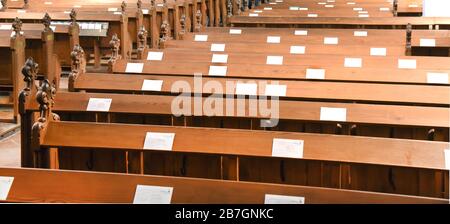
[320,107,347,122]
[142,80,163,91]
[272,138,304,159]
[86,98,112,112]
[265,194,305,204]
[126,63,144,73]
[133,185,173,204]
[147,52,164,61]
[143,132,175,151]
[0,176,14,201]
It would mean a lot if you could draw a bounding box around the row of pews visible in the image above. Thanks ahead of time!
[0,0,449,204]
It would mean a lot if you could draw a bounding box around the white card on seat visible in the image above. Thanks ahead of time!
[147,52,164,61]
[325,4,334,8]
[379,7,390,11]
[398,59,417,69]
[358,14,369,17]
[307,13,318,17]
[265,194,305,204]
[142,80,163,91]
[445,149,450,170]
[142,9,149,14]
[318,2,326,4]
[208,66,227,76]
[0,176,14,201]
[73,5,82,8]
[211,54,228,63]
[143,132,175,151]
[254,10,263,13]
[194,35,208,41]
[125,63,144,73]
[113,12,122,15]
[17,10,26,13]
[427,72,449,84]
[306,68,325,79]
[264,7,272,10]
[235,83,258,96]
[344,57,362,68]
[420,39,436,47]
[211,43,225,52]
[289,6,299,10]
[267,36,281,43]
[353,7,363,11]
[354,31,368,37]
[265,84,287,97]
[249,13,259,17]
[266,56,283,65]
[290,46,306,54]
[347,2,356,5]
[44,1,53,5]
[294,30,308,36]
[358,11,368,14]
[272,138,304,158]
[133,185,173,204]
[0,24,12,30]
[108,7,118,11]
[86,98,112,112]
[229,29,242,34]
[157,3,164,7]
[320,107,347,122]
[324,37,338,45]
[299,7,308,10]
[370,47,387,56]
[408,4,418,7]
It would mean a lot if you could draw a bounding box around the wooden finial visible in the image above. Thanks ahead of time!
[108,34,121,70]
[68,44,85,91]
[137,26,148,58]
[406,23,412,55]
[12,17,22,37]
[243,0,248,11]
[393,0,398,16]
[1,0,7,10]
[121,1,127,12]
[194,10,202,32]
[70,8,77,24]
[35,79,52,123]
[21,57,39,92]
[137,0,142,9]
[179,14,186,40]
[42,13,52,32]
[159,20,170,49]
[237,0,242,15]
[227,0,233,18]
[151,0,155,8]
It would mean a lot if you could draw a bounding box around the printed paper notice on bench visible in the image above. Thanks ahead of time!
[142,80,163,91]
[320,107,347,122]
[143,132,175,151]
[324,37,338,45]
[398,59,416,69]
[212,54,228,63]
[86,98,112,112]
[133,185,173,204]
[229,29,242,34]
[208,66,227,76]
[272,138,304,159]
[420,39,436,47]
[344,58,362,68]
[264,194,305,204]
[427,73,449,84]
[0,176,14,201]
[294,30,308,36]
[125,63,144,73]
[290,46,305,54]
[147,52,164,61]
[194,35,208,42]
[265,84,287,97]
[306,68,325,79]
[354,31,368,37]
[266,56,283,65]
[267,36,281,43]
[370,48,387,56]
[235,83,258,96]
[211,43,225,52]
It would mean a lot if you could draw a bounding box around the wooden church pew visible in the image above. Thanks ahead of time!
[1,167,446,203]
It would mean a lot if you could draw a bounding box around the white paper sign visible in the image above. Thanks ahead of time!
[272,138,304,158]
[320,107,347,122]
[267,36,281,43]
[380,7,390,11]
[347,2,356,5]
[290,46,306,54]
[265,84,287,97]
[299,7,308,10]
[266,56,283,65]
[113,12,123,15]
[254,10,263,13]
[0,24,12,30]
[307,14,318,17]
[73,5,82,8]
[17,10,26,13]
[125,63,144,73]
[142,80,163,91]
[86,98,112,112]
[420,39,436,47]
[229,29,242,34]
[108,8,118,11]
[427,72,449,84]
[325,5,334,8]
[359,14,370,17]
[194,35,208,42]
[211,43,225,52]
[306,68,326,79]
[318,2,326,5]
[295,30,308,36]
[370,47,387,56]
[265,194,305,204]
[289,6,299,10]
[211,54,228,63]
[133,185,173,204]
[208,66,227,76]
[0,176,14,201]
[147,52,164,61]
[324,37,338,45]
[398,59,417,69]
[354,31,368,37]
[235,83,258,96]
[44,1,53,5]
[143,132,175,151]
[344,58,362,68]
[353,7,363,11]
[157,3,164,7]
[409,4,418,7]
[445,149,450,170]
[50,26,56,32]
[249,13,259,17]
[358,11,368,14]
[142,9,149,14]
[264,7,272,10]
